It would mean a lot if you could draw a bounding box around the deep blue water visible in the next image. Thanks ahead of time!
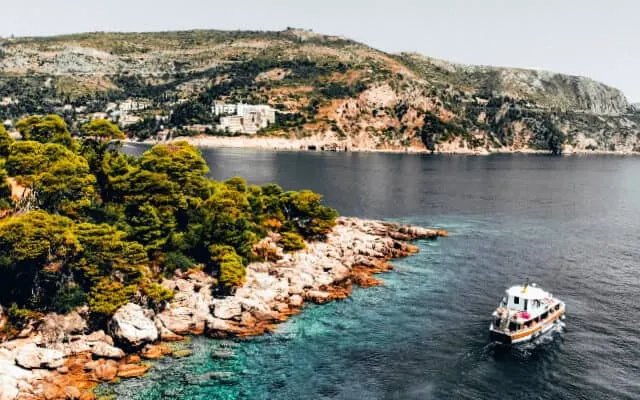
[109,146,640,399]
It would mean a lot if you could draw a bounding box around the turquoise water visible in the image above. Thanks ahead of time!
[111,147,640,399]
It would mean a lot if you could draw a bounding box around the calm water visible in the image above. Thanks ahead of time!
[110,145,640,399]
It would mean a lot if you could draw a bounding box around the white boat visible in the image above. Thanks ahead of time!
[489,282,565,344]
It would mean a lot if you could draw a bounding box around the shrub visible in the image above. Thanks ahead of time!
[280,231,306,252]
[51,284,87,314]
[141,281,174,310]
[88,279,137,316]
[209,244,246,293]
[7,303,42,328]
[162,251,197,275]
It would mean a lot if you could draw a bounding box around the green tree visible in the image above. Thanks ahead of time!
[139,141,210,199]
[81,119,126,141]
[0,163,13,211]
[70,222,148,285]
[0,211,80,308]
[280,190,338,239]
[88,279,137,316]
[0,125,13,158]
[208,244,246,293]
[6,141,96,216]
[16,115,76,149]
[80,119,127,196]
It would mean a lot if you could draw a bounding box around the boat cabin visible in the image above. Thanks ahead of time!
[504,285,548,313]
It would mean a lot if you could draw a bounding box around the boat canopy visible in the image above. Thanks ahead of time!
[506,285,548,300]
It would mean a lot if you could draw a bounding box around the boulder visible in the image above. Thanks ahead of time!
[207,318,247,336]
[63,385,82,399]
[109,303,158,349]
[42,382,65,400]
[117,363,150,378]
[212,298,242,320]
[0,357,30,400]
[40,312,88,344]
[289,294,304,307]
[157,307,205,335]
[141,344,171,360]
[305,290,332,304]
[91,342,125,359]
[79,393,96,400]
[83,330,114,346]
[94,362,118,381]
[15,344,65,369]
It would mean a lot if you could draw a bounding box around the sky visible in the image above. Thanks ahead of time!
[2,0,639,101]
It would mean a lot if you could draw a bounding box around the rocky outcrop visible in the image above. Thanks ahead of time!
[0,217,446,399]
[109,303,158,350]
[153,217,446,339]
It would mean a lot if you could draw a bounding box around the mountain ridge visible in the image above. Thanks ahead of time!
[1,28,639,153]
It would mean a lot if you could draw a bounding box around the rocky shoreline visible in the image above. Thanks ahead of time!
[0,217,447,400]
[126,136,640,156]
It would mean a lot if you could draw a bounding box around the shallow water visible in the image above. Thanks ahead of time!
[111,146,640,399]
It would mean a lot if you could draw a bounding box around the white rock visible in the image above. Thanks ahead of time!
[15,344,65,369]
[0,356,30,400]
[212,298,242,320]
[91,342,125,359]
[109,303,158,349]
[289,294,304,307]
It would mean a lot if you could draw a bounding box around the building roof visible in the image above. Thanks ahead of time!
[505,285,549,300]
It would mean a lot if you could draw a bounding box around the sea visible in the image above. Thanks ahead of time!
[107,145,640,399]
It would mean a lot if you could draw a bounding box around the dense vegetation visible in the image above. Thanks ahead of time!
[0,115,338,332]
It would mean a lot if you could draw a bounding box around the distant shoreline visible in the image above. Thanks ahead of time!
[124,136,640,156]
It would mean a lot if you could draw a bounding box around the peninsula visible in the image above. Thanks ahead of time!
[0,120,446,399]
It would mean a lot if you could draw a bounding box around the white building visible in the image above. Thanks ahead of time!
[218,115,244,133]
[119,99,150,113]
[213,102,238,116]
[213,102,277,134]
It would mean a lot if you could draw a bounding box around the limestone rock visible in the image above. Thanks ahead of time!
[90,342,125,359]
[42,382,65,400]
[64,385,82,399]
[289,294,304,307]
[212,298,242,320]
[15,344,65,369]
[40,312,88,345]
[117,363,150,378]
[0,356,30,400]
[109,303,158,349]
[94,361,118,381]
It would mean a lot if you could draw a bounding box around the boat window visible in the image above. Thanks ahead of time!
[555,304,560,310]
[524,299,528,310]
[513,296,520,304]
[541,312,548,320]
[508,322,517,331]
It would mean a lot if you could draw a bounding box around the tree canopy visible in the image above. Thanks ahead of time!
[0,118,338,330]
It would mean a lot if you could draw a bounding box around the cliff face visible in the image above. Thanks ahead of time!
[1,29,638,153]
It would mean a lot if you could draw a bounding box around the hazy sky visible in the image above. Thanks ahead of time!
[2,0,639,101]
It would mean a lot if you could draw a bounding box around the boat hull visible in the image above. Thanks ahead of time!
[490,307,565,345]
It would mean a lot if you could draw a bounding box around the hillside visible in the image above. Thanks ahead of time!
[1,28,639,153]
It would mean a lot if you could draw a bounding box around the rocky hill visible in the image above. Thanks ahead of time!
[1,28,639,153]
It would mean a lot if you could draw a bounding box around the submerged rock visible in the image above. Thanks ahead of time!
[117,363,150,378]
